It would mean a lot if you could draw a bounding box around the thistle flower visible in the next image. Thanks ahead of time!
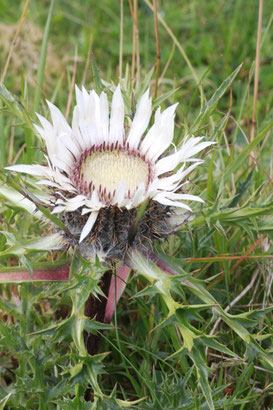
[7,84,215,325]
[7,85,214,261]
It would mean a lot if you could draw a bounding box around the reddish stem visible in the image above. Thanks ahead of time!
[104,264,131,323]
[0,264,70,282]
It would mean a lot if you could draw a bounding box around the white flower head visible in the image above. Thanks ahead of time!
[7,84,215,261]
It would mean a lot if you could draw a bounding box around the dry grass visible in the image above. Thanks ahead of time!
[0,20,65,89]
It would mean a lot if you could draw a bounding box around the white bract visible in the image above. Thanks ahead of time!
[7,85,215,243]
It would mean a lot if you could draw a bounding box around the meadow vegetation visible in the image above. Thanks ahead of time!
[0,0,272,408]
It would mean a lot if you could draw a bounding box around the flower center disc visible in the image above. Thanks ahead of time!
[81,150,149,198]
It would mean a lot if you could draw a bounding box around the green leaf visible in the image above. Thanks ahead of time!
[190,204,273,231]
[177,323,196,352]
[0,82,37,150]
[221,121,273,182]
[249,339,273,369]
[33,0,55,115]
[132,284,158,299]
[134,67,154,99]
[153,87,180,108]
[227,169,254,208]
[199,336,238,358]
[182,276,218,305]
[0,185,43,217]
[0,83,24,118]
[0,233,63,257]
[257,216,273,232]
[70,274,103,314]
[191,63,242,131]
[228,306,273,321]
[4,176,68,231]
[207,113,230,203]
[35,203,68,231]
[0,393,12,410]
[29,317,72,338]
[189,345,214,410]
[91,53,102,94]
[83,318,114,333]
[19,255,33,277]
[222,316,250,343]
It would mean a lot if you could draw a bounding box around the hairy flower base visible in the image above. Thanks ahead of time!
[61,201,174,262]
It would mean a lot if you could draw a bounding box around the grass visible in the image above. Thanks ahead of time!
[0,0,273,408]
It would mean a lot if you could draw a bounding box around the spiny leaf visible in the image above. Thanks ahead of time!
[189,345,214,410]
[0,83,37,135]
[0,233,63,258]
[199,336,238,358]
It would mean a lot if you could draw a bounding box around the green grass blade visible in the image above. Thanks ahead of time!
[191,63,242,131]
[32,0,55,163]
[33,0,55,115]
[0,393,12,410]
[220,121,273,182]
[91,53,102,94]
[0,101,6,166]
